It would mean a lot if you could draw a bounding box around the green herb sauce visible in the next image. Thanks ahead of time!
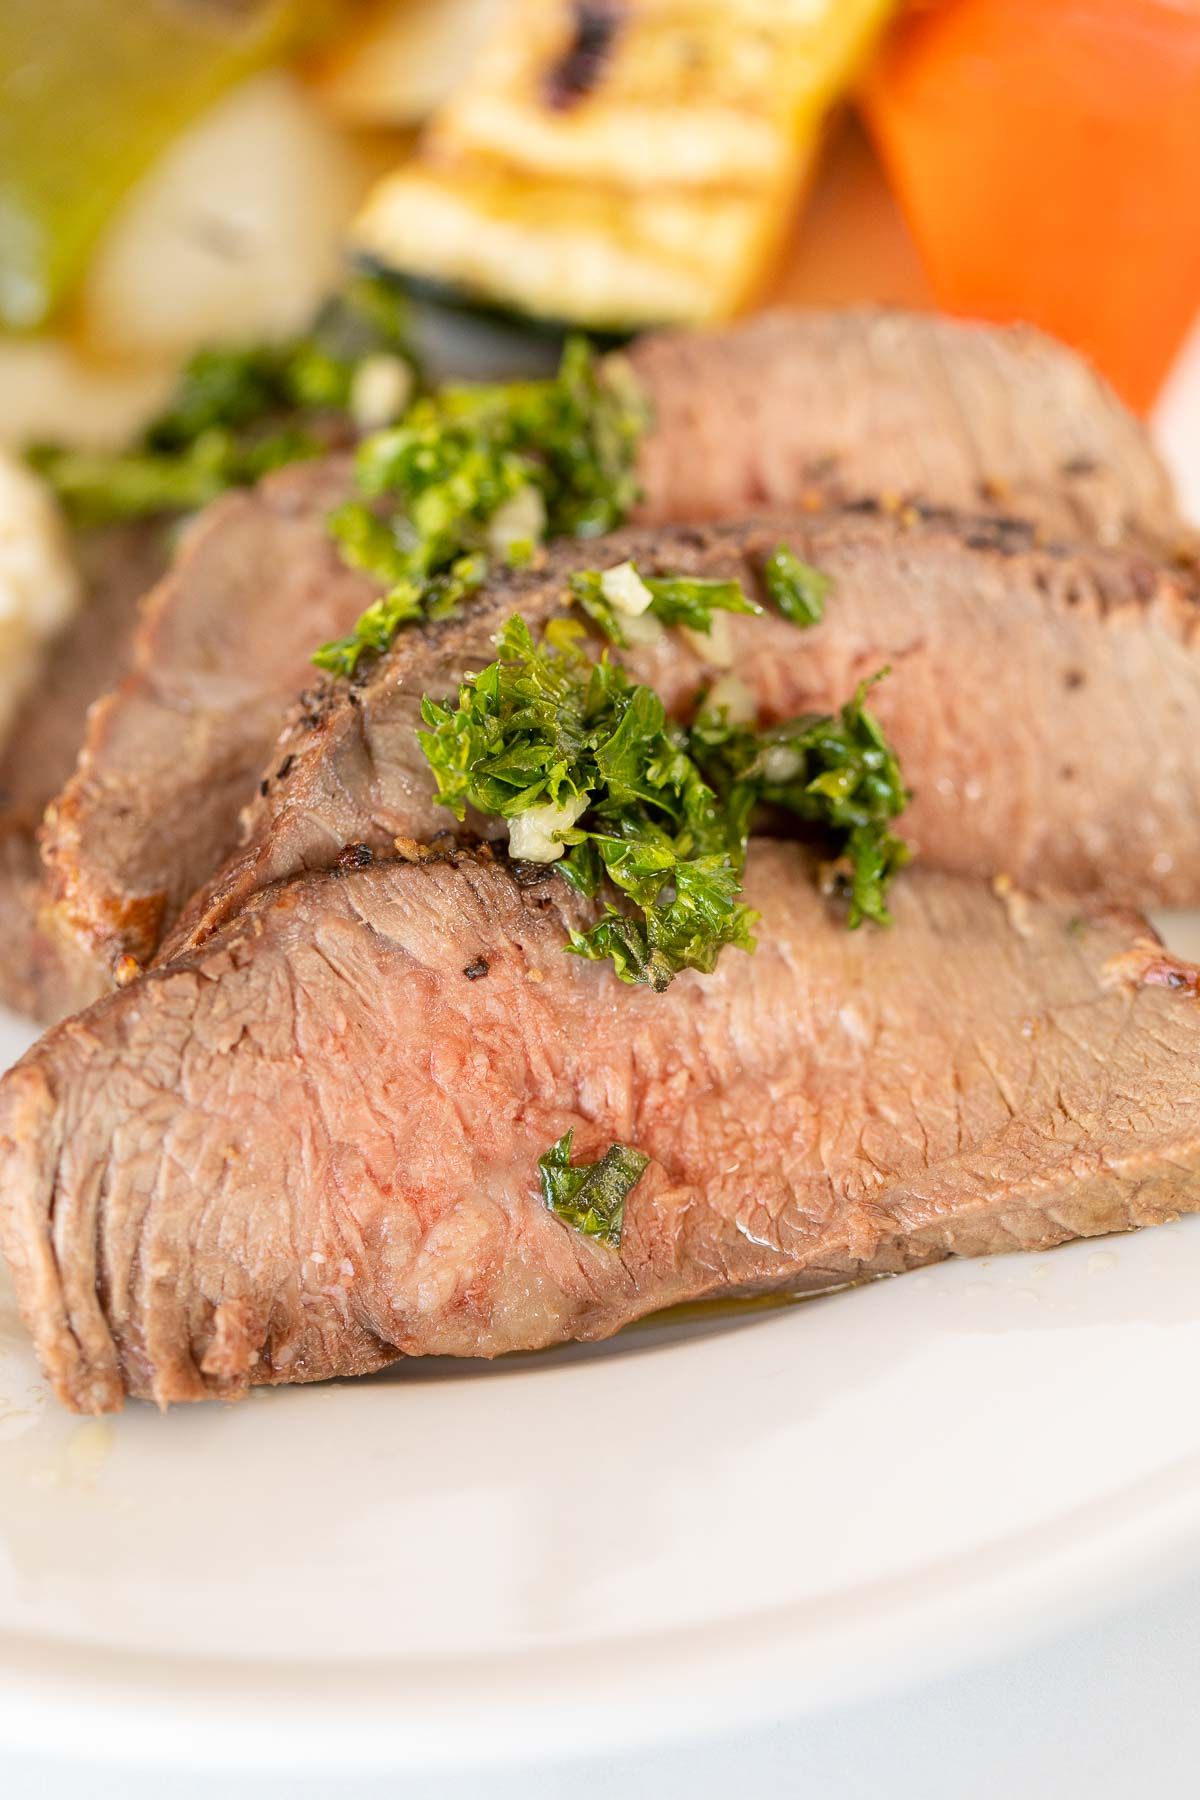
[419,606,909,990]
[28,276,413,527]
[313,336,647,676]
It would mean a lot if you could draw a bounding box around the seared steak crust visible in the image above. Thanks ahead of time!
[0,521,169,1021]
[4,843,1199,1413]
[38,458,372,982]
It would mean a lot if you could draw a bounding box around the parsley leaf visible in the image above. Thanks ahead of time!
[692,674,911,927]
[538,1129,650,1247]
[313,337,647,676]
[29,275,414,528]
[569,563,760,647]
[762,543,831,626]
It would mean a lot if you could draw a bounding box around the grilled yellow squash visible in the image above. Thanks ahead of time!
[351,0,897,330]
[356,152,818,328]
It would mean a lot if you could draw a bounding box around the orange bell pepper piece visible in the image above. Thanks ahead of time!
[862,0,1200,412]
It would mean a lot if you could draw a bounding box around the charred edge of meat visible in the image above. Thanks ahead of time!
[911,504,1042,554]
[337,843,375,870]
[392,830,480,868]
[356,835,571,903]
[543,2,621,110]
[463,957,490,980]
[281,498,1084,731]
[834,495,1049,555]
[508,860,560,889]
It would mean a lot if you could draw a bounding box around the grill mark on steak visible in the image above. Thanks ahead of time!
[5,843,1200,1413]
[23,309,1189,1019]
[160,506,1200,969]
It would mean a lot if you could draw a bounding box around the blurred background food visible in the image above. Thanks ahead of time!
[1,0,1197,451]
[864,0,1200,414]
[350,0,894,330]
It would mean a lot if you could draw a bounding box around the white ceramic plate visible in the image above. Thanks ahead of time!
[0,331,1198,1776]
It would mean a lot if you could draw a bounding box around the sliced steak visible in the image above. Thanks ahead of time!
[29,309,1188,1009]
[630,308,1188,550]
[5,841,1200,1412]
[37,457,374,987]
[0,520,169,1021]
[164,507,1200,966]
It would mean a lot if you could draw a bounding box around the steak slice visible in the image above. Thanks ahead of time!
[34,308,1186,1007]
[629,308,1188,549]
[164,507,1200,966]
[4,841,1200,1413]
[0,520,169,1021]
[37,456,375,986]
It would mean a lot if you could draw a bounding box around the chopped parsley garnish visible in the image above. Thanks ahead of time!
[29,424,319,528]
[538,1129,649,1248]
[762,544,831,626]
[691,678,911,929]
[569,562,760,647]
[313,336,647,676]
[28,275,413,527]
[418,612,909,990]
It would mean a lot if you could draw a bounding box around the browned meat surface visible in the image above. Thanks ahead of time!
[0,521,169,1020]
[164,507,1200,966]
[5,842,1200,1413]
[38,457,374,986]
[630,308,1188,550]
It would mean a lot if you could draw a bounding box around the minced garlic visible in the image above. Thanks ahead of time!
[599,559,652,617]
[487,485,547,560]
[507,793,589,862]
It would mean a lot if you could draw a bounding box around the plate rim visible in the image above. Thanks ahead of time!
[3,1436,1200,1772]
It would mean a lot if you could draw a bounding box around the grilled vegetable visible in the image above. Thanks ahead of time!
[355,159,801,333]
[0,0,312,331]
[309,0,504,127]
[78,69,368,364]
[351,0,897,330]
[863,0,1200,412]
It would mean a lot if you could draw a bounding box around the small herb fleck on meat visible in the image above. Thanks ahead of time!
[538,1128,649,1247]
